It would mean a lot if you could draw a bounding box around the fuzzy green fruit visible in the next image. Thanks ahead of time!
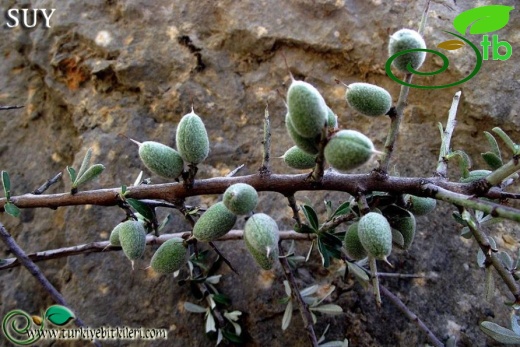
[138,141,184,179]
[150,237,186,275]
[282,146,317,170]
[324,130,375,171]
[387,211,416,250]
[460,170,492,183]
[118,220,147,264]
[344,222,368,260]
[285,113,320,155]
[357,212,392,260]
[404,195,437,216]
[287,80,328,138]
[176,111,210,165]
[345,83,392,117]
[243,213,279,270]
[193,202,237,242]
[388,28,427,73]
[223,183,258,215]
[109,223,123,246]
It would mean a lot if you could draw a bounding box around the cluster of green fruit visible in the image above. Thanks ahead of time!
[344,195,436,262]
[109,183,279,273]
[282,28,426,172]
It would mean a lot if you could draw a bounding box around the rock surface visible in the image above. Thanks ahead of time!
[0,0,518,346]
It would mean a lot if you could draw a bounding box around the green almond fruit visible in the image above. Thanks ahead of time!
[109,223,123,246]
[324,129,375,172]
[150,237,186,275]
[345,83,392,117]
[344,222,368,260]
[243,213,279,270]
[287,80,328,138]
[118,220,147,265]
[285,113,320,155]
[176,111,210,165]
[138,141,184,179]
[357,212,392,260]
[282,146,317,170]
[388,28,427,73]
[404,195,437,216]
[223,183,258,215]
[326,106,338,129]
[387,211,416,250]
[460,170,492,183]
[193,202,237,242]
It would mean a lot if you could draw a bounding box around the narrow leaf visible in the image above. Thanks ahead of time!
[446,150,472,178]
[183,302,207,314]
[346,262,370,285]
[319,232,343,249]
[158,214,171,231]
[73,164,105,188]
[1,171,10,198]
[4,202,20,218]
[282,301,293,330]
[391,228,405,247]
[283,280,291,297]
[482,152,503,170]
[121,185,127,195]
[318,324,330,344]
[460,226,472,239]
[301,204,319,231]
[480,321,520,344]
[221,330,245,344]
[205,275,222,285]
[511,313,520,336]
[437,40,465,50]
[499,251,513,270]
[294,224,316,234]
[317,239,331,268]
[453,5,514,35]
[311,304,343,315]
[477,248,486,268]
[306,241,314,262]
[484,131,502,159]
[212,294,231,307]
[76,148,92,181]
[126,198,155,222]
[66,166,77,184]
[493,127,517,154]
[324,200,333,219]
[438,122,445,143]
[205,311,216,333]
[133,171,144,186]
[331,201,351,219]
[299,284,319,298]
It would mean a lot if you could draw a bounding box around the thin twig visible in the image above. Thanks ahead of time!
[436,91,462,178]
[279,242,318,347]
[0,221,101,347]
[208,241,239,274]
[0,231,314,271]
[0,105,24,110]
[462,209,520,303]
[227,164,245,177]
[32,172,63,195]
[368,256,382,308]
[286,195,302,228]
[319,212,357,233]
[418,0,431,36]
[260,105,271,176]
[380,284,444,347]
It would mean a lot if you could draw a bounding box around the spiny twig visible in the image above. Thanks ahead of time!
[436,91,462,178]
[32,172,63,195]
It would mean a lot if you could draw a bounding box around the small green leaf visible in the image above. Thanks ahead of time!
[221,329,245,343]
[299,285,319,297]
[480,321,520,344]
[211,293,231,306]
[294,224,316,234]
[73,164,104,188]
[44,305,76,326]
[484,131,502,159]
[453,5,514,35]
[438,122,445,143]
[121,185,127,195]
[1,171,10,199]
[4,202,20,218]
[493,127,518,155]
[346,262,369,286]
[301,204,319,231]
[477,248,486,268]
[282,300,293,331]
[205,310,216,333]
[319,232,343,249]
[76,148,92,181]
[482,152,503,170]
[66,166,77,183]
[331,201,351,219]
[499,251,513,270]
[324,200,333,219]
[126,198,155,222]
[452,211,469,227]
[183,302,207,314]
[283,280,292,297]
[317,238,331,268]
[460,226,472,239]
[446,150,472,178]
[391,228,405,247]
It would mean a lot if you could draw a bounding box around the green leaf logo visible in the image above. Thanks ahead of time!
[44,305,76,326]
[453,5,514,35]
